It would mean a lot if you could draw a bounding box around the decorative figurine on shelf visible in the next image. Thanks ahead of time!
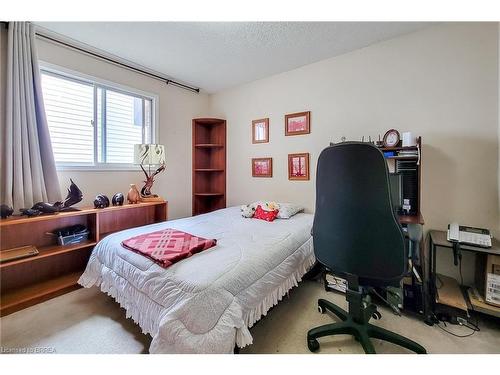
[18,179,84,217]
[127,184,141,204]
[60,178,83,209]
[112,193,124,206]
[93,194,110,209]
[134,144,166,202]
[31,202,61,214]
[0,204,14,219]
[19,208,41,217]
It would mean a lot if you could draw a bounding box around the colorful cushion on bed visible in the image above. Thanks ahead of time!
[241,201,279,218]
[253,205,279,222]
[241,201,304,219]
[121,229,217,268]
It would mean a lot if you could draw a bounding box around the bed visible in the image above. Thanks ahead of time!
[78,206,314,353]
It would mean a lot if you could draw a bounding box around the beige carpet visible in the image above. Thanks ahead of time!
[1,280,499,354]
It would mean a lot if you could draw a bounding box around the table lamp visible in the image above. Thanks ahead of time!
[134,144,166,201]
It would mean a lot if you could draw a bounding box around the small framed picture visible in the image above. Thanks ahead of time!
[285,111,310,136]
[252,158,273,177]
[252,118,269,143]
[288,153,310,180]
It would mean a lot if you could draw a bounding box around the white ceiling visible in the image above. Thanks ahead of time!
[35,22,433,93]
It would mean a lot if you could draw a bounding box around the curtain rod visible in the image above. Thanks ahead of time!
[36,32,200,93]
[1,22,200,93]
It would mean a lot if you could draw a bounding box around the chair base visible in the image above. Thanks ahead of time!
[307,298,426,354]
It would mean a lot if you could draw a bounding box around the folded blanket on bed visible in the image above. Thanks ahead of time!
[121,228,217,267]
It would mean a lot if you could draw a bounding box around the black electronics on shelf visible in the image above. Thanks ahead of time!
[396,159,419,215]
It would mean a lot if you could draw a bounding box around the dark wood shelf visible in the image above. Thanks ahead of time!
[94,201,166,211]
[0,209,95,227]
[0,272,81,316]
[193,118,226,125]
[386,155,419,160]
[0,240,97,269]
[1,201,168,316]
[0,202,166,227]
[380,145,419,152]
[194,143,224,148]
[193,118,226,216]
[194,193,225,196]
[398,212,424,225]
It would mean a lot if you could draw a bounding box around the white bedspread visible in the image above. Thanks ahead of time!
[79,206,314,353]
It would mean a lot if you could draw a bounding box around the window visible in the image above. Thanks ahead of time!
[41,68,156,168]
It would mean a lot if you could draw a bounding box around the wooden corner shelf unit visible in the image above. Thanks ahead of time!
[0,200,167,316]
[192,118,226,216]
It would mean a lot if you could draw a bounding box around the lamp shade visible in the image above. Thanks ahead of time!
[134,144,166,165]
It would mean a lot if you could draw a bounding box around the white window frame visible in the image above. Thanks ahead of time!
[40,61,160,171]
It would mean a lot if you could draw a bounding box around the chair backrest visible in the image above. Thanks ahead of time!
[313,142,407,286]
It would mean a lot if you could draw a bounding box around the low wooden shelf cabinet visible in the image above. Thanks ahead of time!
[0,200,167,316]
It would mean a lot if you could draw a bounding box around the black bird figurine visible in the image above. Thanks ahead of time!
[61,178,83,209]
[0,204,14,219]
[20,208,42,217]
[31,202,61,214]
[18,179,84,218]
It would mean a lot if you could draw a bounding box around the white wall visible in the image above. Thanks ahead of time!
[35,37,210,219]
[210,23,500,283]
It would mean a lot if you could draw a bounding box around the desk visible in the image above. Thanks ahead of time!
[425,230,500,324]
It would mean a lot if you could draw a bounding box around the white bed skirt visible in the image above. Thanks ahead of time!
[79,238,315,353]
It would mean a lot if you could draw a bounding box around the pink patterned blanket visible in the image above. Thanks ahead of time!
[121,228,217,268]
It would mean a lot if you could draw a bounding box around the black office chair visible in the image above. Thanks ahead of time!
[307,142,426,354]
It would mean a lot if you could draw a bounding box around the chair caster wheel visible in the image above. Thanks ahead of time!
[307,339,320,352]
[318,305,325,314]
[372,311,382,320]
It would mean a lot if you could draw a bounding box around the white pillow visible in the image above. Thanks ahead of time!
[276,203,305,219]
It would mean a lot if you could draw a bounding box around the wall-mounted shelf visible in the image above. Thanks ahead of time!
[192,118,226,215]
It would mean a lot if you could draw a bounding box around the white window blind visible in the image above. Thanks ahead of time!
[42,74,94,164]
[41,69,155,168]
[104,90,146,164]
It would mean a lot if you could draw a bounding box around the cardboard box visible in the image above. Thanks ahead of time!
[485,254,500,307]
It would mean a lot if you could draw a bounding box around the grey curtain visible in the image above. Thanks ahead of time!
[1,22,61,211]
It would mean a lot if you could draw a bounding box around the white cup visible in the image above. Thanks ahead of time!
[402,132,416,147]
